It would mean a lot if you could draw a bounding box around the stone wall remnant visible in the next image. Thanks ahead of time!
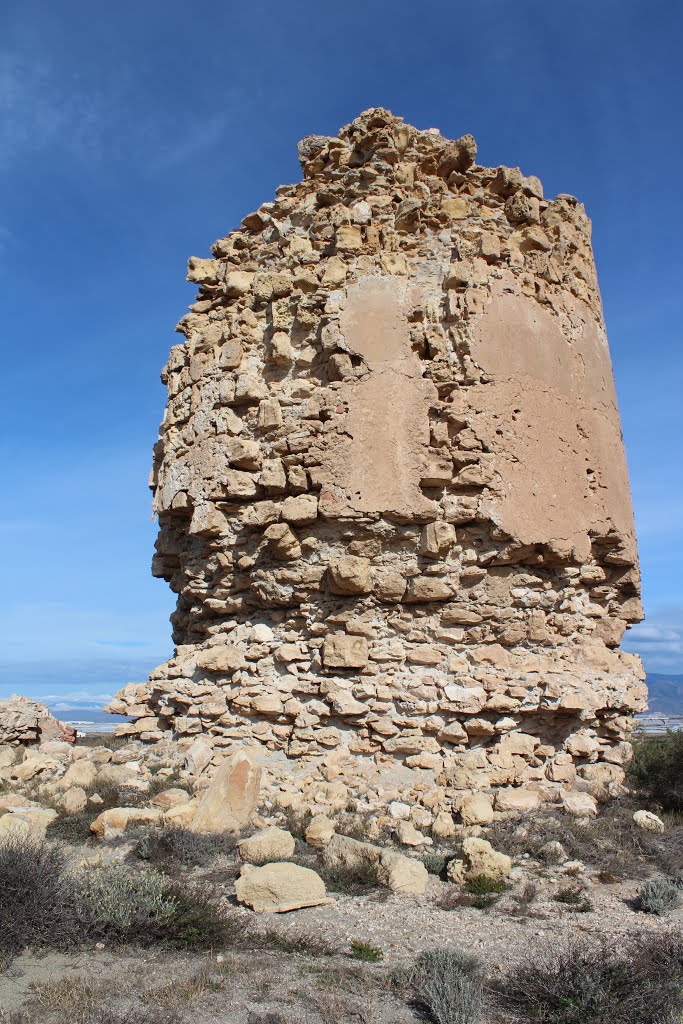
[107,108,645,813]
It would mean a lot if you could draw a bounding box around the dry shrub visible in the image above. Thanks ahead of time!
[487,801,683,878]
[498,930,683,1024]
[408,948,485,1024]
[0,835,80,959]
[134,825,241,868]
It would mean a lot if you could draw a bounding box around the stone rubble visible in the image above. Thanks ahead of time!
[102,107,645,819]
[0,696,76,746]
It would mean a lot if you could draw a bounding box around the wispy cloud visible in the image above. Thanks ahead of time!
[0,46,231,177]
[623,609,683,672]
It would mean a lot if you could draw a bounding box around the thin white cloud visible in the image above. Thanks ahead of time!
[623,610,683,672]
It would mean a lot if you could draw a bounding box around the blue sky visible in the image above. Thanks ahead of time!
[1,0,681,705]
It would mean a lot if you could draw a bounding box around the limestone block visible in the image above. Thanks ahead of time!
[90,807,163,840]
[190,750,262,834]
[237,826,296,864]
[420,521,456,558]
[196,645,246,673]
[561,791,598,818]
[447,837,512,884]
[494,788,541,814]
[235,862,334,912]
[322,635,368,670]
[305,814,336,849]
[633,810,665,832]
[322,834,382,870]
[281,495,318,525]
[60,787,87,814]
[327,556,372,595]
[459,792,494,826]
[377,850,429,894]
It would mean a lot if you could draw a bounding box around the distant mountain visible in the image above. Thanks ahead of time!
[646,674,683,715]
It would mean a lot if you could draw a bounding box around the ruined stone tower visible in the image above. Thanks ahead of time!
[109,108,646,813]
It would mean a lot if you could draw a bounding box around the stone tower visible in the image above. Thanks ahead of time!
[109,108,645,814]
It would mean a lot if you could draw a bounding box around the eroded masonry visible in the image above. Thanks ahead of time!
[109,108,646,813]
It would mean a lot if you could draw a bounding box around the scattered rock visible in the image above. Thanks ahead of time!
[633,809,666,832]
[305,814,336,849]
[237,826,296,864]
[234,862,334,913]
[561,792,598,818]
[447,837,512,884]
[377,850,429,894]
[190,750,262,834]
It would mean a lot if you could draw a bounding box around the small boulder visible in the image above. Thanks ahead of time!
[90,807,162,839]
[57,760,98,791]
[633,809,666,833]
[151,788,191,810]
[164,799,199,828]
[447,837,512,884]
[234,862,334,913]
[377,850,429,894]
[305,814,336,849]
[0,808,57,841]
[431,811,457,838]
[322,833,382,870]
[396,821,432,847]
[459,792,494,826]
[190,749,261,834]
[237,827,295,865]
[494,788,541,814]
[561,791,598,818]
[60,787,87,814]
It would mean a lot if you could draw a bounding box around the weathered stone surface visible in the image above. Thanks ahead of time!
[107,108,645,817]
[190,749,261,834]
[322,834,382,870]
[0,696,76,746]
[494,789,541,814]
[237,826,296,864]
[633,809,665,832]
[234,862,334,912]
[459,792,494,826]
[561,791,598,818]
[377,850,429,894]
[447,837,512,884]
[305,814,336,849]
[90,807,162,839]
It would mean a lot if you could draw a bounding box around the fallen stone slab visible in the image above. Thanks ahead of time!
[234,862,334,913]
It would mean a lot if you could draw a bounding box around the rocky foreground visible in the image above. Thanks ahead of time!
[1,698,682,1023]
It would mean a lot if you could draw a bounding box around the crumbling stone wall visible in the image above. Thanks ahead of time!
[108,108,645,811]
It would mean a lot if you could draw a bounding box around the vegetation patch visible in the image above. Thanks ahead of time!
[407,947,485,1024]
[637,876,683,915]
[497,930,683,1024]
[350,939,384,962]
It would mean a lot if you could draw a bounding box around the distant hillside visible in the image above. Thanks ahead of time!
[646,674,683,714]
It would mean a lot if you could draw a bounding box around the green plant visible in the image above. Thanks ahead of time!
[630,730,683,812]
[464,875,506,895]
[555,884,593,912]
[497,931,683,1024]
[409,948,485,1024]
[350,939,384,962]
[422,853,448,876]
[75,862,176,934]
[637,876,682,916]
[318,859,381,895]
